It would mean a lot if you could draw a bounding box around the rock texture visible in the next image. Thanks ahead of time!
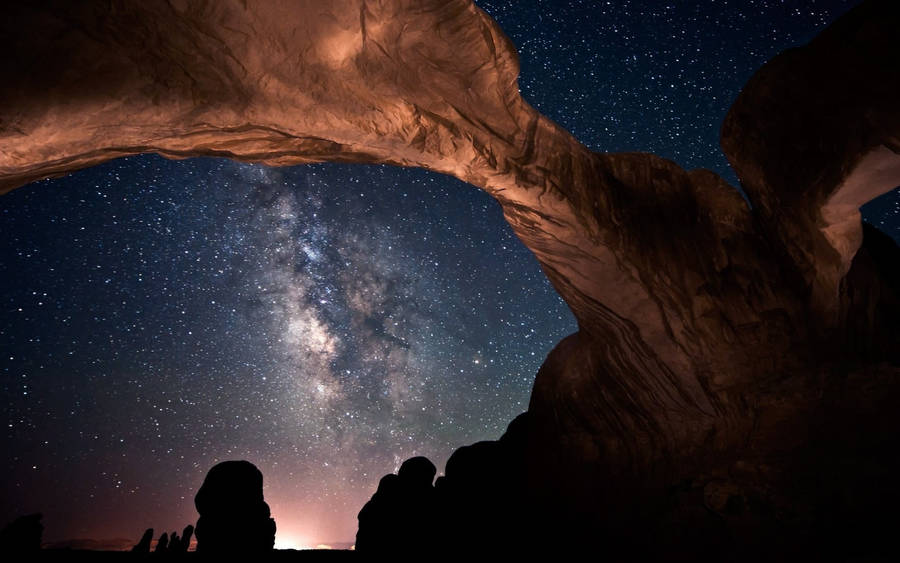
[2,0,899,557]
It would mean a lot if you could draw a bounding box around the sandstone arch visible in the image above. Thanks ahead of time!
[2,0,899,556]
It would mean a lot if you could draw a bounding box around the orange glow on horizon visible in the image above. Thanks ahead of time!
[273,534,313,551]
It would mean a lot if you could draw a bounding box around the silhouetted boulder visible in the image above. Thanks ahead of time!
[131,528,153,553]
[397,456,436,487]
[356,456,438,554]
[0,513,43,554]
[194,460,275,555]
[397,457,437,553]
[132,524,193,556]
[356,474,401,553]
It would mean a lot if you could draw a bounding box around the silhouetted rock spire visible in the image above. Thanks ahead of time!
[132,523,193,555]
[194,460,275,555]
[168,524,193,553]
[397,456,436,486]
[131,528,153,553]
[356,474,400,553]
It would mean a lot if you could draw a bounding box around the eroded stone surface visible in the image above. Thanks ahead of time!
[722,0,900,315]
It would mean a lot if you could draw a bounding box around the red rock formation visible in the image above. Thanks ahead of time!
[723,0,900,316]
[2,0,898,557]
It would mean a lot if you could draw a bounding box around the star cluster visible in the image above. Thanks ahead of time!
[2,0,896,549]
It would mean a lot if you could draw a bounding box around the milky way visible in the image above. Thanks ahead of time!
[2,0,897,548]
[2,157,573,546]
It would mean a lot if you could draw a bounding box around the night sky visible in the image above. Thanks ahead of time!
[3,0,897,549]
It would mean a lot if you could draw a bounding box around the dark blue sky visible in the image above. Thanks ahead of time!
[2,0,895,548]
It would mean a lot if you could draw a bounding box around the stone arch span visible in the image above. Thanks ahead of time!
[2,0,900,554]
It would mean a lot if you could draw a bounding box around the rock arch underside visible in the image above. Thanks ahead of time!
[2,0,899,559]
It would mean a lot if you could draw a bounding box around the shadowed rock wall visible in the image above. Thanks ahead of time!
[2,0,898,557]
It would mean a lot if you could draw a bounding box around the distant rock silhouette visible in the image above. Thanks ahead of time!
[154,532,168,553]
[0,513,43,555]
[131,528,153,553]
[194,460,275,555]
[168,524,193,553]
[131,524,193,555]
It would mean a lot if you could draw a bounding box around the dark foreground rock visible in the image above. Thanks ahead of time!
[194,460,275,556]
[358,415,533,556]
[0,513,43,555]
[356,457,437,554]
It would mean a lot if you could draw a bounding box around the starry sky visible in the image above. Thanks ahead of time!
[2,0,897,549]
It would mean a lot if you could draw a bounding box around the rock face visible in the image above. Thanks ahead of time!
[132,524,193,554]
[194,460,275,555]
[2,0,899,557]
